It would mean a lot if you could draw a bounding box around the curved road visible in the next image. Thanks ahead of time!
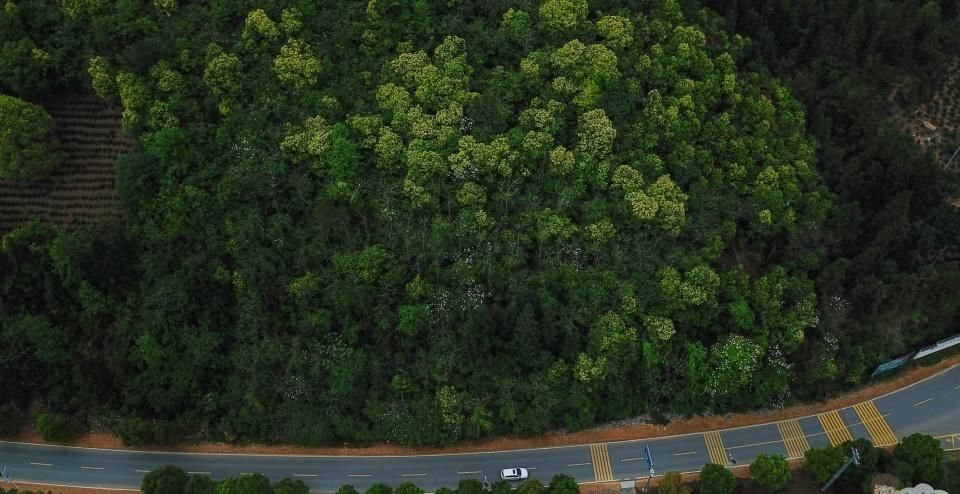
[2,366,959,492]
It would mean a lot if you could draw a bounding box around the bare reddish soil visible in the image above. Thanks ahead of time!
[0,93,130,233]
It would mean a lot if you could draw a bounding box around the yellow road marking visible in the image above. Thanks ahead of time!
[703,431,727,465]
[817,411,853,446]
[852,400,899,447]
[589,443,614,482]
[777,419,810,459]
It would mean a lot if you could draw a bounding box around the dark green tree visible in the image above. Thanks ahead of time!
[35,413,73,442]
[0,95,63,180]
[273,479,309,494]
[186,476,217,494]
[804,446,846,483]
[547,474,578,494]
[750,454,791,491]
[699,463,735,494]
[142,466,188,494]
[893,433,944,485]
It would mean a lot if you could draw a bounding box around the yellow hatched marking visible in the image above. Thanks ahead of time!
[589,443,614,482]
[703,431,727,466]
[853,401,899,446]
[777,419,810,459]
[817,411,853,445]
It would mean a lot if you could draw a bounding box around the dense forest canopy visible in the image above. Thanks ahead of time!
[0,0,958,446]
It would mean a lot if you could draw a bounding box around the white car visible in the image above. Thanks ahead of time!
[500,467,529,481]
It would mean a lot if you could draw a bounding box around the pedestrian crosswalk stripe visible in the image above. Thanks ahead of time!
[589,443,614,482]
[853,400,899,446]
[777,419,810,459]
[703,431,727,466]
[817,411,853,445]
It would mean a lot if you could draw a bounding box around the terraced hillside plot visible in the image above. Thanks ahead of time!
[0,94,132,233]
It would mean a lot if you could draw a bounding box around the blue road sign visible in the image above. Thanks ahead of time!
[644,445,654,475]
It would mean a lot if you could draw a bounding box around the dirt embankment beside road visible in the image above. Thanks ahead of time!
[8,354,959,458]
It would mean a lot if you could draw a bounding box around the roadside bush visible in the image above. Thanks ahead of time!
[894,433,944,484]
[750,454,791,491]
[35,412,74,442]
[336,486,360,494]
[142,466,188,494]
[516,479,544,494]
[658,471,690,494]
[456,479,483,494]
[548,474,579,494]
[394,483,423,494]
[185,475,217,494]
[365,483,393,494]
[115,417,179,446]
[699,463,736,494]
[273,479,309,494]
[804,446,846,483]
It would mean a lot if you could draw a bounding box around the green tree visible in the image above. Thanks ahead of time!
[35,412,73,442]
[142,466,188,494]
[394,483,424,494]
[0,95,63,180]
[893,433,943,484]
[455,479,483,494]
[658,471,690,494]
[185,476,217,494]
[538,0,587,34]
[804,446,845,483]
[274,38,322,90]
[750,454,791,491]
[516,479,544,494]
[216,474,271,494]
[365,483,393,494]
[273,479,309,494]
[336,486,360,494]
[547,474,578,494]
[699,463,735,494]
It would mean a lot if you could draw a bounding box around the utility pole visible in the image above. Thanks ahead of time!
[944,143,960,172]
[820,448,860,492]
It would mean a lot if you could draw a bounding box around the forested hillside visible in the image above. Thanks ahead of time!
[0,0,957,446]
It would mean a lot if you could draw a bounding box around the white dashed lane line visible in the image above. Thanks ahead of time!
[293,474,317,478]
[81,466,105,470]
[914,398,934,406]
[188,472,212,475]
[457,471,481,475]
[30,462,53,466]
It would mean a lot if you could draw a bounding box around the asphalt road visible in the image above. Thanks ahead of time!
[2,365,958,492]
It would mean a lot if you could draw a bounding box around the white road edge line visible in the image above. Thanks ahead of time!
[81,466,105,470]
[30,462,53,466]
[567,462,591,467]
[913,398,934,406]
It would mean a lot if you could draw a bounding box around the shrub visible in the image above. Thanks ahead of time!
[142,466,188,494]
[699,463,736,494]
[893,433,944,485]
[0,95,64,180]
[658,471,690,494]
[750,454,791,491]
[548,474,579,494]
[35,412,74,442]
